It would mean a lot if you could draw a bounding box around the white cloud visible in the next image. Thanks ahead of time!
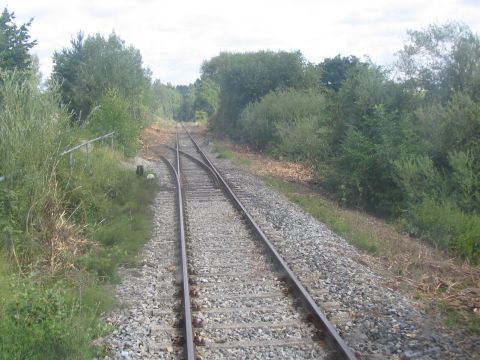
[9,0,480,85]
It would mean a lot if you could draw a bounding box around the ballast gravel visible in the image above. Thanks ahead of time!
[98,160,183,360]
[180,133,331,359]
[199,138,480,360]
[97,136,478,360]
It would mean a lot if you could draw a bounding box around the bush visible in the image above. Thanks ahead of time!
[403,198,480,263]
[88,88,139,156]
[0,71,157,357]
[238,89,327,153]
[0,277,108,359]
[57,147,157,280]
[0,71,73,264]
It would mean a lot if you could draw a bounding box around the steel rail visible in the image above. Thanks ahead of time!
[166,145,220,187]
[160,130,196,360]
[182,127,358,360]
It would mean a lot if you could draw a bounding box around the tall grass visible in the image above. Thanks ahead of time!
[0,71,73,267]
[0,71,158,358]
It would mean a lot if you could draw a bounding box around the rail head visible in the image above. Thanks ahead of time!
[183,126,358,360]
[162,131,196,360]
[166,145,220,188]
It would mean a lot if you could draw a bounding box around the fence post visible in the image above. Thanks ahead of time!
[86,143,90,168]
[62,132,114,174]
[68,152,73,174]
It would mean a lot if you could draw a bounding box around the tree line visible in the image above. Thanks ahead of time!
[186,23,480,263]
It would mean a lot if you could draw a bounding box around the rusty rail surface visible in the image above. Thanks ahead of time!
[182,125,357,360]
[160,129,195,360]
[166,145,220,187]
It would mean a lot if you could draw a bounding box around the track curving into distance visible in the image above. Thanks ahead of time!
[162,125,357,360]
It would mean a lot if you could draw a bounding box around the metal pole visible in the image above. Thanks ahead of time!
[86,143,90,168]
[68,152,73,174]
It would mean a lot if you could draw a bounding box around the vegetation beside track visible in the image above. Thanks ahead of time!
[210,136,480,335]
[0,73,158,358]
[190,23,480,265]
[0,8,161,358]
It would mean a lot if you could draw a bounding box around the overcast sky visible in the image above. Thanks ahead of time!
[9,0,480,85]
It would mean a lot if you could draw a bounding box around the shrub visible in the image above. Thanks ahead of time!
[0,277,108,359]
[403,198,480,263]
[238,89,327,153]
[88,88,139,156]
[0,71,74,266]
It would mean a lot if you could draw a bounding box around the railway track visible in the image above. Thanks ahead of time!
[158,126,356,360]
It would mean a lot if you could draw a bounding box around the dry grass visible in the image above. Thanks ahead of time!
[140,121,176,160]
[37,176,88,275]
[334,203,480,322]
[210,134,480,333]
[210,138,315,182]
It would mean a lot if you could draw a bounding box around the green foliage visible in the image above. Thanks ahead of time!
[0,67,157,356]
[150,80,182,119]
[194,110,208,123]
[54,147,157,280]
[394,155,446,206]
[176,84,196,121]
[0,278,108,359]
[202,51,311,134]
[88,88,139,156]
[0,8,37,71]
[193,78,219,117]
[0,71,72,261]
[448,151,480,213]
[322,65,414,213]
[441,92,480,161]
[204,23,480,262]
[238,89,327,159]
[319,55,364,91]
[396,22,480,101]
[52,32,151,123]
[400,198,480,262]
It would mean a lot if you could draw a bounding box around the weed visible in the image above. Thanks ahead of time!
[0,73,158,357]
[264,177,382,255]
[439,303,480,335]
[0,274,110,359]
[212,142,251,167]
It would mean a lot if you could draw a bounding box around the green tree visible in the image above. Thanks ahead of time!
[396,22,480,101]
[201,51,309,134]
[239,89,326,155]
[176,84,196,121]
[319,55,364,91]
[150,80,182,119]
[0,7,37,71]
[52,32,151,123]
[88,88,139,156]
[193,78,219,117]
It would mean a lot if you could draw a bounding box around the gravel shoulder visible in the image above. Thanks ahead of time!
[100,159,183,360]
[98,126,478,359]
[199,137,480,359]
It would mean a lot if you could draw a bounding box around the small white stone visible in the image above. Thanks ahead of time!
[120,350,131,360]
[146,173,155,180]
